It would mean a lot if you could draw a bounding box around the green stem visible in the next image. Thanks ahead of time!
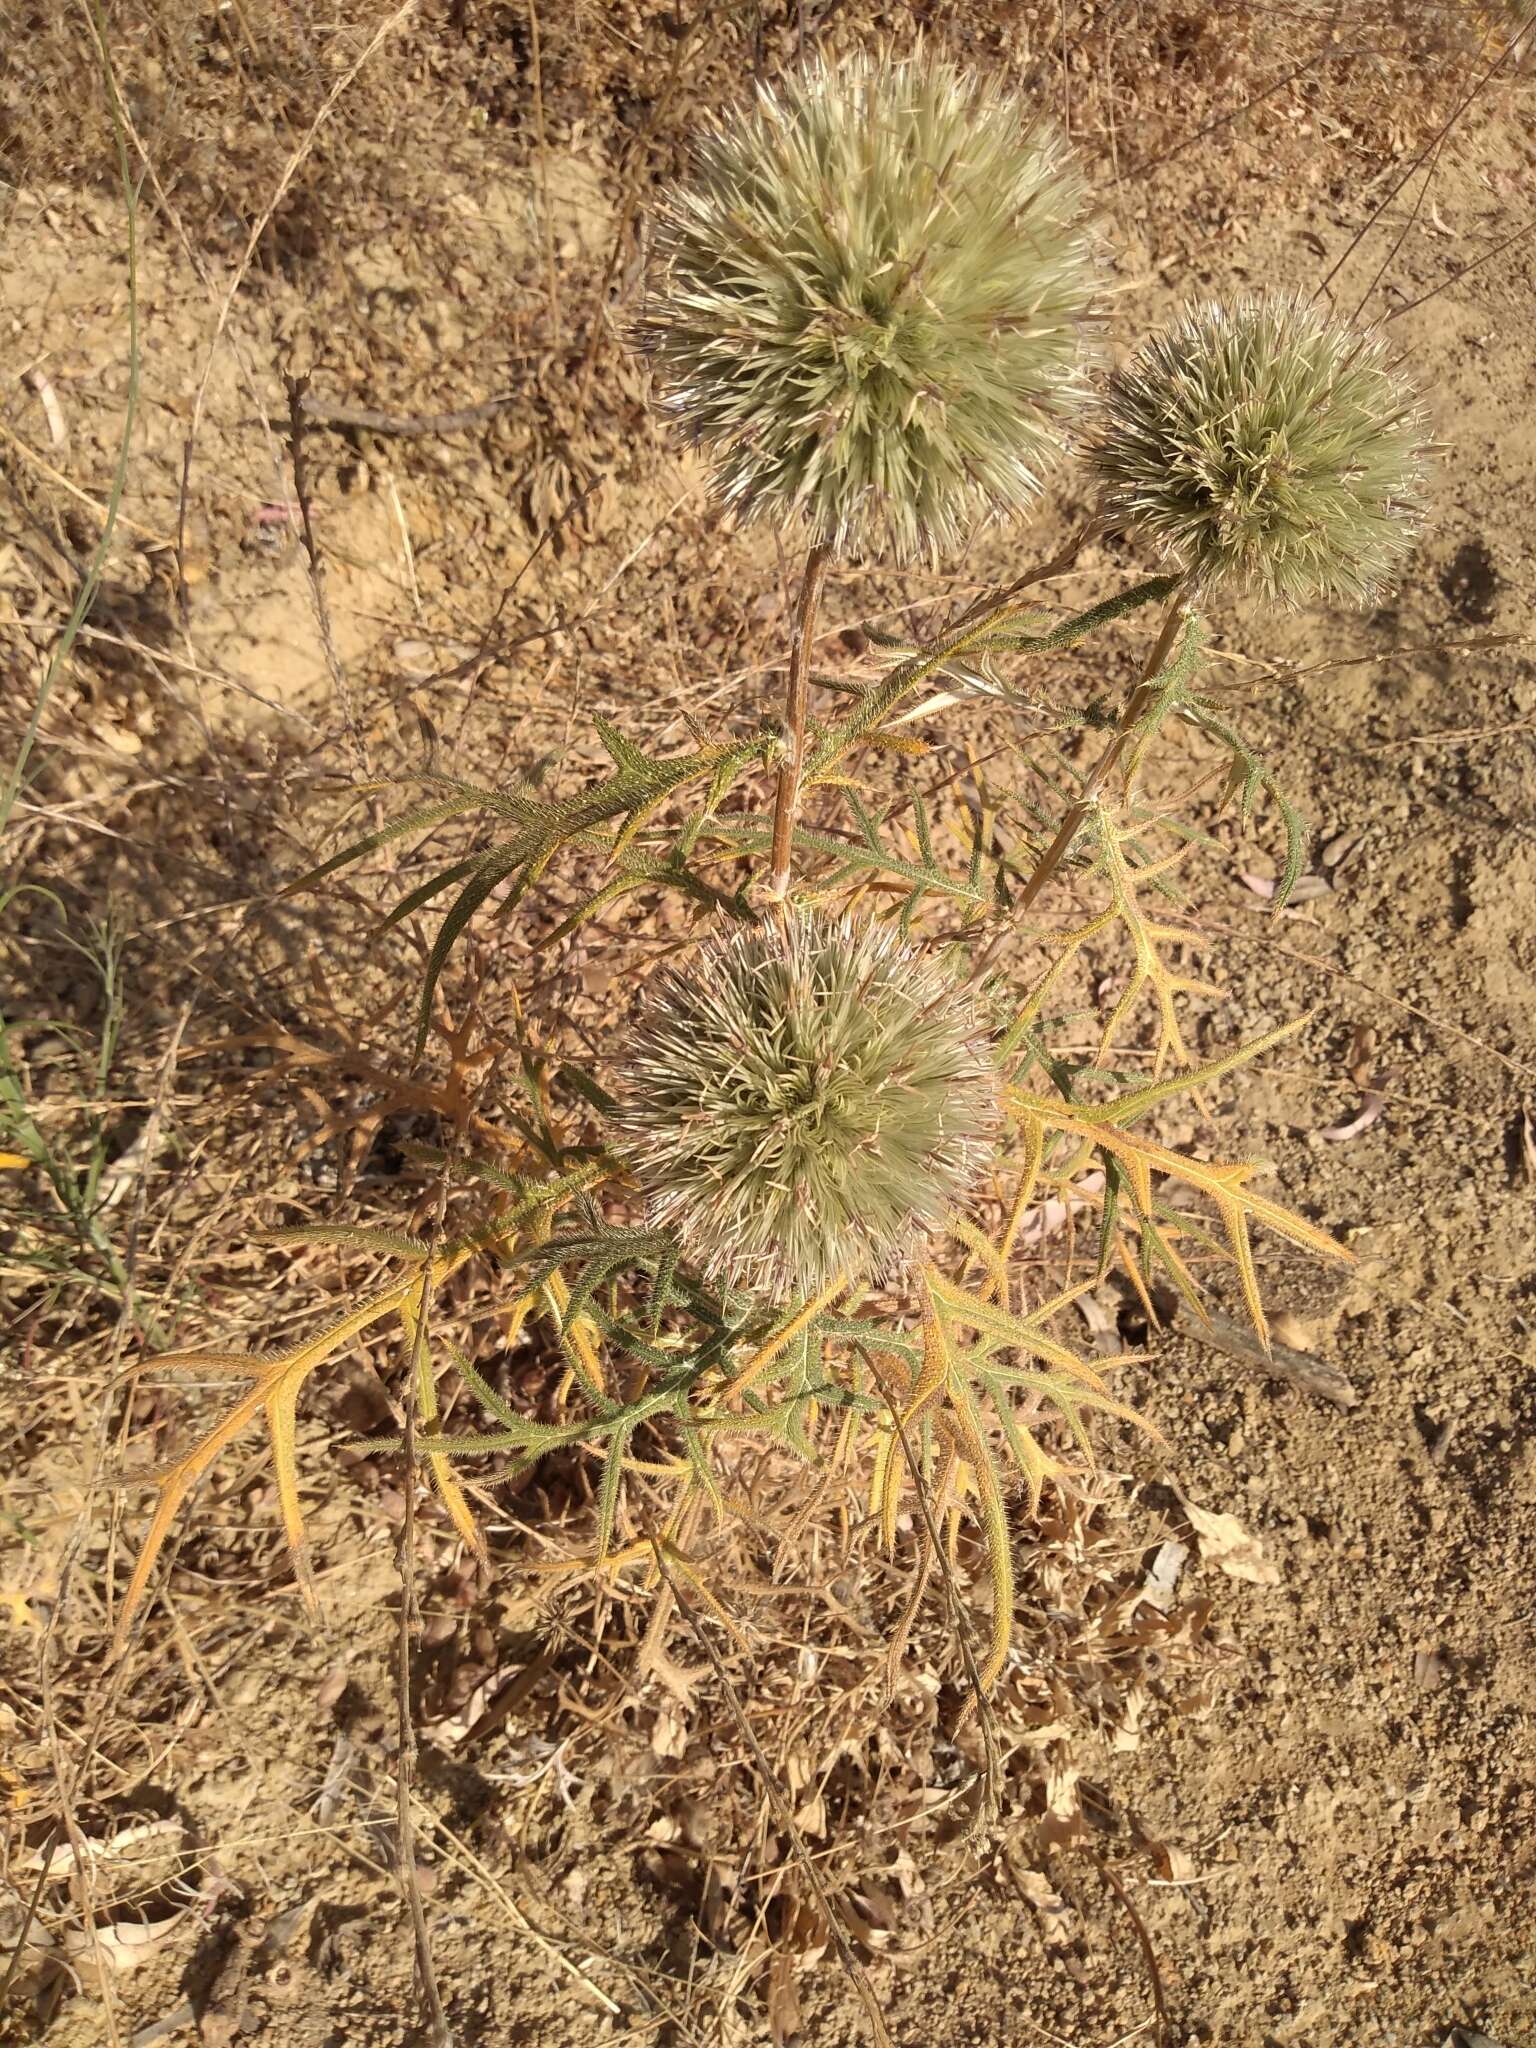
[805,571,1179,788]
[1007,584,1192,924]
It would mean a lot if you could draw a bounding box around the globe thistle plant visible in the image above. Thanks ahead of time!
[610,915,999,1301]
[637,51,1097,564]
[1088,294,1428,605]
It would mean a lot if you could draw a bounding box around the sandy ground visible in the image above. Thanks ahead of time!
[3,6,1534,2046]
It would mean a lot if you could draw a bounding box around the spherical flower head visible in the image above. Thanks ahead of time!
[1088,294,1428,605]
[636,51,1098,564]
[610,915,999,1301]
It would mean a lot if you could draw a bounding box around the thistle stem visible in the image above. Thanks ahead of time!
[1010,585,1190,921]
[768,540,832,902]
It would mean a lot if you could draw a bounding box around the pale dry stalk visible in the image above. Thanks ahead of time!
[768,541,832,901]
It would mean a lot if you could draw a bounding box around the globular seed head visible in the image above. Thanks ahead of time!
[1088,293,1429,606]
[609,914,1000,1302]
[636,49,1099,565]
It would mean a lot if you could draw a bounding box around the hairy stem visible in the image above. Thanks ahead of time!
[1010,584,1191,921]
[768,540,832,900]
[807,564,1176,783]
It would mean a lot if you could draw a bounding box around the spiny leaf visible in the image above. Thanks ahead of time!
[1272,785,1309,911]
[533,846,754,950]
[377,854,486,935]
[593,717,650,776]
[261,1226,431,1258]
[282,791,493,897]
[981,1373,1064,1519]
[1079,1012,1314,1127]
[113,1275,439,1653]
[925,1268,1112,1385]
[1014,1093,1351,1343]
[112,1161,609,1648]
[594,1418,635,1561]
[1185,698,1311,912]
[904,1274,952,1427]
[981,574,1185,657]
[941,1376,1014,1698]
[414,843,527,1056]
[393,1293,486,1556]
[704,806,1007,922]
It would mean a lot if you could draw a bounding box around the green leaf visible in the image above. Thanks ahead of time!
[594,1418,634,1559]
[1272,787,1309,911]
[413,843,526,1057]
[283,793,489,897]
[593,718,651,776]
[376,854,486,935]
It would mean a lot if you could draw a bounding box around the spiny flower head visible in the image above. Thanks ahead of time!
[637,50,1098,564]
[610,914,999,1301]
[1088,294,1428,605]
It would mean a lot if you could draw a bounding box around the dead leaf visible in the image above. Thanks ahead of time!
[1140,1539,1190,1613]
[650,1708,688,1760]
[1076,1289,1118,1337]
[1347,1024,1379,1083]
[1268,1311,1314,1353]
[792,1791,826,1837]
[1152,1842,1198,1883]
[1015,1718,1074,1747]
[637,1636,707,1709]
[1240,871,1331,902]
[1111,1683,1148,1752]
[1019,1170,1105,1247]
[1413,1646,1446,1689]
[766,1947,804,2047]
[313,1731,358,1825]
[1,1589,42,1630]
[1039,1760,1085,1849]
[96,722,144,759]
[851,1881,901,1934]
[23,1819,183,1879]
[1010,1864,1075,1947]
[23,367,67,446]
[1320,830,1364,870]
[1174,1490,1281,1587]
[1319,1078,1388,1141]
[888,1847,923,1901]
[63,1913,189,1975]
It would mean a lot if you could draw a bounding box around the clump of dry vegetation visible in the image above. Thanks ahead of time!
[106,45,1412,1712]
